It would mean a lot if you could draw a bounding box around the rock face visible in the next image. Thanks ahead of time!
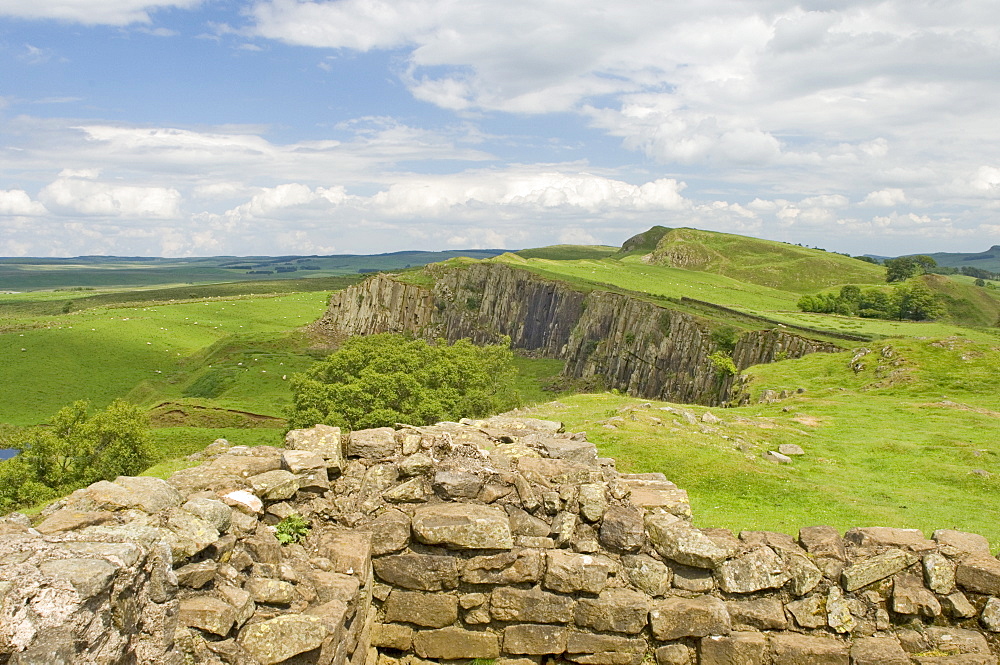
[313,263,840,405]
[3,417,999,665]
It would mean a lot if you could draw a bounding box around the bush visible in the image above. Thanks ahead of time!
[288,334,519,431]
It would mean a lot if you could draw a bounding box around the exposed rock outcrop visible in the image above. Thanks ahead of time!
[312,263,839,405]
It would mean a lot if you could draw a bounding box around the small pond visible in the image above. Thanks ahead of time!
[0,448,18,460]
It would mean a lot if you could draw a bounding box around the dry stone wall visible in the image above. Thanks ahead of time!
[313,264,838,405]
[2,417,999,664]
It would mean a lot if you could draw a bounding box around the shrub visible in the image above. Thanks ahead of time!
[288,334,518,431]
[275,514,311,545]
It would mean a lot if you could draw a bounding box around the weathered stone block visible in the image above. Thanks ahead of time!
[38,558,116,600]
[645,514,728,569]
[924,552,957,594]
[845,526,936,552]
[373,553,460,591]
[622,554,671,596]
[577,483,608,523]
[957,555,1000,595]
[35,510,116,535]
[285,424,344,471]
[433,469,485,499]
[624,479,691,518]
[841,548,918,591]
[599,505,645,552]
[248,469,299,501]
[463,548,544,585]
[538,438,598,465]
[544,550,610,594]
[798,525,846,560]
[179,597,236,637]
[700,632,767,665]
[369,509,412,556]
[769,633,848,665]
[174,560,217,589]
[786,595,826,629]
[503,624,568,655]
[649,596,730,641]
[412,627,500,660]
[490,586,575,623]
[384,590,458,628]
[933,529,992,556]
[238,615,331,665]
[893,574,942,617]
[371,623,414,651]
[574,588,650,634]
[566,631,646,665]
[654,644,691,665]
[726,597,787,630]
[411,503,514,550]
[246,578,295,605]
[715,546,790,593]
[113,475,184,513]
[850,637,909,665]
[347,427,399,459]
[181,497,232,533]
[982,597,1000,632]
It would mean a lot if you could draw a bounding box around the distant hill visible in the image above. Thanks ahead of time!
[642,227,885,293]
[0,249,507,291]
[514,245,618,260]
[909,246,1000,275]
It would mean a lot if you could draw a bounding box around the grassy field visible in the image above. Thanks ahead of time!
[526,336,1000,544]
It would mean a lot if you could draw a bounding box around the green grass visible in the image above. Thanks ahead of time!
[0,292,328,425]
[646,227,886,293]
[526,337,1000,545]
[514,245,619,261]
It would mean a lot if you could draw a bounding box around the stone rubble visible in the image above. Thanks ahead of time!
[1,416,999,664]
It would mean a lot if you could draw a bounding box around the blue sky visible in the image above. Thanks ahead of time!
[2,0,1000,257]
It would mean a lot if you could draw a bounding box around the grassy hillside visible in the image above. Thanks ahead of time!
[646,227,885,292]
[526,335,1000,543]
[514,245,618,261]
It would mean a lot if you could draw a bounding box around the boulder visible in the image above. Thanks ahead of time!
[369,509,412,556]
[112,476,184,513]
[933,529,992,556]
[411,503,513,550]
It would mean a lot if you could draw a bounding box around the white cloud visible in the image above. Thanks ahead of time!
[0,189,47,216]
[863,189,907,207]
[38,172,181,218]
[0,0,203,25]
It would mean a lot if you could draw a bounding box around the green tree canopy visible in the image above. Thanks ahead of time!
[0,399,152,513]
[885,257,919,282]
[288,334,519,431]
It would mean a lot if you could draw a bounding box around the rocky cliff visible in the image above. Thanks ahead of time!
[313,263,839,405]
[5,418,999,664]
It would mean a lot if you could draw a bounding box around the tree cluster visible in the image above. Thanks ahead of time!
[797,282,944,321]
[0,399,153,513]
[884,255,937,282]
[288,334,519,431]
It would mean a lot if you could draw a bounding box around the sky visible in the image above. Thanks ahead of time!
[1,1,999,258]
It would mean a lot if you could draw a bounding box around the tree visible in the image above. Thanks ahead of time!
[912,255,937,273]
[0,399,152,513]
[894,282,944,321]
[289,334,519,431]
[975,278,987,287]
[885,257,918,282]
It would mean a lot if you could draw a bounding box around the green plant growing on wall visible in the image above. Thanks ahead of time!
[708,351,738,376]
[275,514,311,545]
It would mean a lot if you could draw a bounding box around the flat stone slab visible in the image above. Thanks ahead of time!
[841,548,918,591]
[411,503,514,550]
